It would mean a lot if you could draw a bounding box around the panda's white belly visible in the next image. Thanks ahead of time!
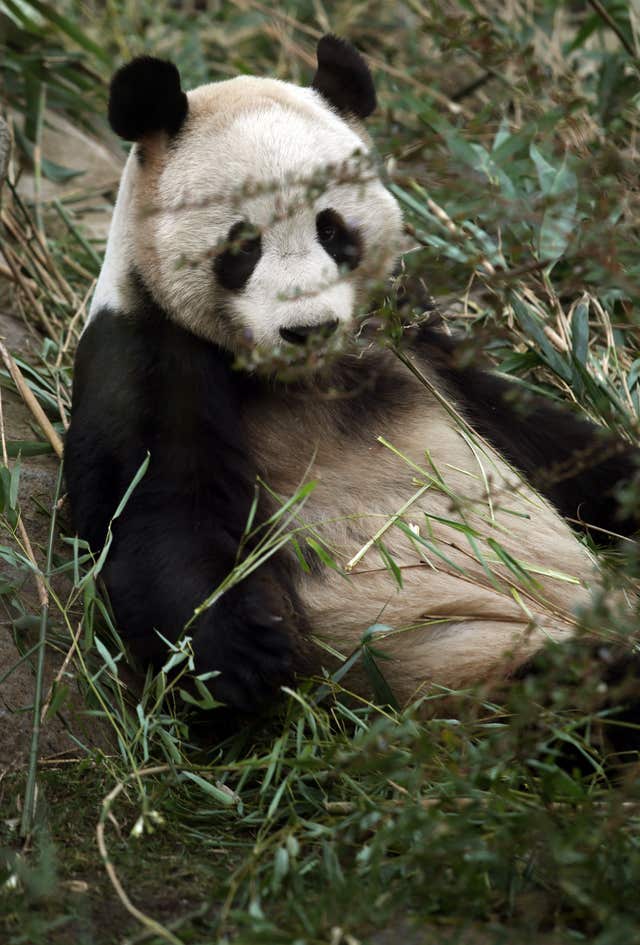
[245,364,595,704]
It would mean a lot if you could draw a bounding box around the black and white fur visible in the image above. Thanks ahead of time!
[65,37,639,713]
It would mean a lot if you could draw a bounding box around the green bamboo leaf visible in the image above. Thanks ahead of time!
[81,453,150,584]
[1,0,45,31]
[260,479,317,526]
[362,644,400,710]
[267,778,289,821]
[510,294,573,383]
[375,539,403,589]
[244,484,259,533]
[43,681,69,720]
[571,301,590,366]
[273,845,289,884]
[531,144,578,268]
[530,143,557,194]
[424,513,482,537]
[22,0,111,63]
[486,538,541,589]
[306,537,341,572]
[627,358,640,390]
[9,459,20,509]
[396,520,467,575]
[465,534,502,592]
[180,770,236,806]
[5,440,53,457]
[178,681,223,711]
[156,728,182,764]
[492,115,512,153]
[291,538,311,574]
[94,636,120,677]
[0,467,18,526]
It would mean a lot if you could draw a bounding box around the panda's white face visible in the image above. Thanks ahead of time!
[120,76,403,352]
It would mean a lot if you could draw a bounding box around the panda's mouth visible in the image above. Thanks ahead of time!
[279,320,339,345]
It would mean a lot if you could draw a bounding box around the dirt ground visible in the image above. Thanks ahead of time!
[0,308,110,772]
[0,111,121,774]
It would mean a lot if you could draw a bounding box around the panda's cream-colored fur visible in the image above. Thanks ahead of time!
[92,69,598,705]
[243,354,594,704]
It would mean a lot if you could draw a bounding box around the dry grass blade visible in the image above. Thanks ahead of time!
[0,342,64,458]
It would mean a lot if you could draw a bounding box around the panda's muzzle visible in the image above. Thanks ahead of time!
[279,320,339,345]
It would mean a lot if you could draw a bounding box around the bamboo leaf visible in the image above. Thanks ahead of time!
[94,636,120,677]
[22,0,111,63]
[180,770,236,806]
[375,539,403,589]
[510,294,573,383]
[362,644,400,710]
[531,144,578,268]
[306,537,342,573]
[571,301,590,367]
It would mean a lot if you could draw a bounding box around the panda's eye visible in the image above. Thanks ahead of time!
[316,208,361,271]
[317,220,336,243]
[214,220,262,291]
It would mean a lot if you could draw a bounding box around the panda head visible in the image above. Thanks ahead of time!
[102,36,403,354]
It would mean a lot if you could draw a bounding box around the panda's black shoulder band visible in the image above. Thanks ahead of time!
[108,56,188,141]
[311,35,376,119]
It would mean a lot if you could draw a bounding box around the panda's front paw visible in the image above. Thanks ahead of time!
[190,580,298,713]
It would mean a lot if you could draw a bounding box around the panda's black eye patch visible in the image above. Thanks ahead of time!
[316,208,361,271]
[214,220,262,291]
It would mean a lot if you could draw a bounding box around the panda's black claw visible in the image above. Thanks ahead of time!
[207,675,261,715]
[189,581,299,712]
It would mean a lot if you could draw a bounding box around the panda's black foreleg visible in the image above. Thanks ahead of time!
[101,509,303,712]
[412,323,640,538]
[65,305,306,713]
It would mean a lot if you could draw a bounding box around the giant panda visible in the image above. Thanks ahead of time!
[64,36,640,714]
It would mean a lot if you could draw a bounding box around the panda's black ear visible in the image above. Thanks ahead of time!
[108,57,188,141]
[311,35,376,119]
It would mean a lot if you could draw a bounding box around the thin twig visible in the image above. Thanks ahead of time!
[53,199,103,269]
[5,184,78,305]
[3,208,69,303]
[0,260,38,292]
[1,243,58,338]
[586,0,638,60]
[97,766,182,945]
[0,341,64,458]
[39,620,83,724]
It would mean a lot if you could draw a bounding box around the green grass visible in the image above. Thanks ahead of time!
[1,1,640,943]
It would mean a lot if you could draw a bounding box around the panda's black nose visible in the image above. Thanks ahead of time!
[279,321,339,345]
